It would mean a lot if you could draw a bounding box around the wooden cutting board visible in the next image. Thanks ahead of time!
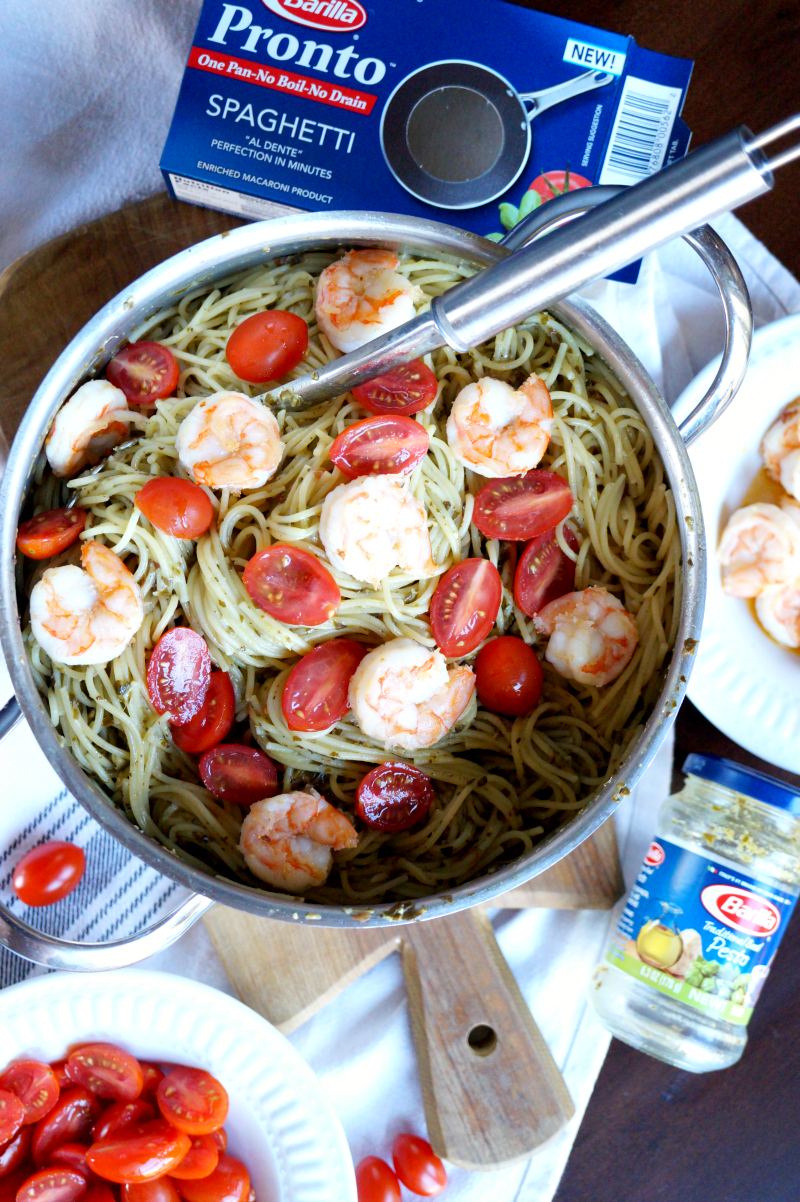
[0,192,626,1168]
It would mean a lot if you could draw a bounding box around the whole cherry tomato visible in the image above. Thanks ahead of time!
[156,1070,228,1137]
[135,479,214,541]
[472,470,572,541]
[12,845,85,908]
[170,1135,218,1181]
[198,746,278,808]
[92,1101,155,1144]
[0,1063,59,1130]
[429,558,502,657]
[528,169,592,203]
[137,1067,164,1100]
[225,311,308,383]
[86,1120,191,1184]
[66,1046,143,1104]
[172,1154,249,1202]
[513,527,578,617]
[50,1067,70,1092]
[281,639,367,733]
[146,629,212,724]
[121,1180,181,1202]
[354,1157,400,1202]
[243,546,340,627]
[32,1089,102,1168]
[392,1133,447,1196]
[355,763,435,832]
[474,637,544,717]
[329,417,429,479]
[351,361,438,416]
[171,672,235,755]
[16,509,87,561]
[15,1167,87,1202]
[107,343,179,405]
[0,1125,31,1176]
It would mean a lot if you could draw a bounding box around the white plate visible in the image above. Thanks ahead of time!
[673,312,800,773]
[0,969,355,1202]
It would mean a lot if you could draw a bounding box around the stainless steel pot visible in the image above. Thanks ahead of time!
[0,207,750,968]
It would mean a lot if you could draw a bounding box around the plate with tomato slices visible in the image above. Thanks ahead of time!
[0,969,355,1202]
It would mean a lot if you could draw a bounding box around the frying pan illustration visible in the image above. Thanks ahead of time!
[380,61,615,209]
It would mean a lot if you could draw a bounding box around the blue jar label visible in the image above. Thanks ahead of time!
[606,836,798,1026]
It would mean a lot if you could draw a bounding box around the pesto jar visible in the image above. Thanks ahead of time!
[588,754,800,1072]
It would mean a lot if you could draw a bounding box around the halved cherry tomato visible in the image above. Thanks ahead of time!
[391,1134,446,1197]
[0,1168,29,1202]
[135,480,214,541]
[355,1157,400,1202]
[107,343,179,406]
[329,416,429,479]
[15,1167,87,1202]
[16,509,87,561]
[86,1121,191,1185]
[47,1144,95,1185]
[172,1155,249,1202]
[137,1068,163,1100]
[208,1133,226,1155]
[84,1188,116,1202]
[0,1063,59,1127]
[429,558,502,657]
[0,1125,31,1176]
[475,637,543,716]
[49,1069,69,1093]
[91,1102,155,1144]
[66,1048,142,1105]
[472,470,573,541]
[32,1090,102,1168]
[121,1181,181,1202]
[198,746,278,807]
[146,629,212,724]
[170,1136,218,1181]
[351,361,438,417]
[171,673,235,755]
[12,845,85,908]
[225,311,308,384]
[355,763,435,832]
[0,1094,24,1145]
[156,1070,227,1138]
[243,546,339,626]
[281,639,367,732]
[513,527,578,617]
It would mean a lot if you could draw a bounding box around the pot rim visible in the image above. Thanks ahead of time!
[0,210,704,927]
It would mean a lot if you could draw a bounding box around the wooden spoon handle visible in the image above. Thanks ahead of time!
[401,908,574,1170]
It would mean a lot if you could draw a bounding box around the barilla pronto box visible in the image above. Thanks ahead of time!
[161,0,693,246]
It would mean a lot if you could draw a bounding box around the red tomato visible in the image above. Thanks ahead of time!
[351,361,438,417]
[16,509,87,561]
[0,1064,59,1127]
[243,546,340,627]
[107,343,179,406]
[65,1048,143,1105]
[169,1136,218,1181]
[49,1071,69,1095]
[281,639,367,732]
[135,480,213,541]
[472,470,572,541]
[86,1120,191,1184]
[91,1102,155,1144]
[32,1091,102,1168]
[429,558,502,657]
[355,763,435,832]
[329,416,429,479]
[12,845,85,908]
[121,1181,180,1202]
[355,1157,400,1202]
[0,1126,31,1176]
[225,311,308,384]
[527,169,592,202]
[198,745,278,807]
[47,1144,95,1185]
[0,1093,27,1145]
[474,637,543,716]
[137,1068,163,1100]
[171,673,235,755]
[15,1167,87,1202]
[156,1070,227,1138]
[0,1169,30,1202]
[172,1155,249,1202]
[84,1188,115,1202]
[146,629,212,724]
[513,527,578,617]
[392,1134,446,1197]
[208,1133,226,1155]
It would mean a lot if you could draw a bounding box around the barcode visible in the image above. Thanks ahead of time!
[598,76,683,187]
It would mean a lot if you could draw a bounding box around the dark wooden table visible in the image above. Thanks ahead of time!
[533,1,800,1195]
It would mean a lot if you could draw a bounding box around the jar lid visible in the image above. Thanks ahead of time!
[683,753,800,814]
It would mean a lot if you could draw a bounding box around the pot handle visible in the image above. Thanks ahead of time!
[500,186,753,446]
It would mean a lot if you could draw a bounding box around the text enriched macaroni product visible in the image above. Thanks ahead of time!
[589,755,800,1072]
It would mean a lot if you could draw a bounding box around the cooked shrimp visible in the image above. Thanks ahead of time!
[175,392,283,492]
[756,582,800,648]
[446,374,553,478]
[762,400,800,500]
[319,475,436,589]
[349,637,475,751]
[45,380,134,478]
[29,540,144,666]
[533,587,638,688]
[238,788,358,894]
[315,249,422,353]
[717,503,800,597]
